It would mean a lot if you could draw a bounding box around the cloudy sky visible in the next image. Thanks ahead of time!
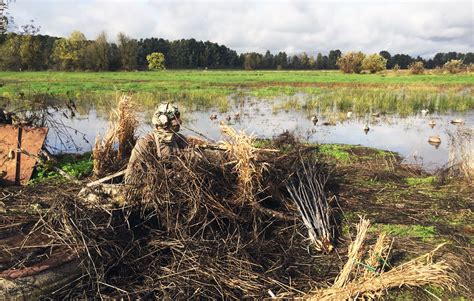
[7,0,474,57]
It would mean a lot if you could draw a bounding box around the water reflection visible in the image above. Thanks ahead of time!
[1,96,473,171]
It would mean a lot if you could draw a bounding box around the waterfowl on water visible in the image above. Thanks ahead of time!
[225,116,232,121]
[429,120,436,128]
[311,115,318,125]
[209,114,218,120]
[450,119,464,125]
[346,111,353,118]
[428,136,441,144]
[322,119,336,126]
[421,109,429,116]
[234,112,241,119]
[363,124,370,134]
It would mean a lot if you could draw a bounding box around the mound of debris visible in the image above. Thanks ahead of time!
[46,128,340,299]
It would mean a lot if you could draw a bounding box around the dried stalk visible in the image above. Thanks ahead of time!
[286,157,334,252]
[306,218,455,300]
[92,94,138,178]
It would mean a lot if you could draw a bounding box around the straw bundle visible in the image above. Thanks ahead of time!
[92,95,138,177]
[307,218,455,300]
[116,95,138,161]
[92,124,116,178]
[310,247,455,300]
[363,232,390,278]
[219,124,266,201]
[332,218,370,288]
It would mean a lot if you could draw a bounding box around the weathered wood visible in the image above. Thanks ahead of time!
[86,170,126,187]
[0,259,82,300]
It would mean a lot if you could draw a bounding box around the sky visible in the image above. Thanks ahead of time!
[7,0,474,57]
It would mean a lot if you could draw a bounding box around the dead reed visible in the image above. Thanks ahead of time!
[219,123,266,202]
[286,157,335,252]
[306,218,455,300]
[92,95,138,178]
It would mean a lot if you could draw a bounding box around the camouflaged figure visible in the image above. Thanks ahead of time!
[124,102,188,183]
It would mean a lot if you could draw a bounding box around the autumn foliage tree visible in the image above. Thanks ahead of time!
[361,53,387,73]
[337,51,366,73]
[52,30,88,70]
[409,61,425,74]
[443,59,463,74]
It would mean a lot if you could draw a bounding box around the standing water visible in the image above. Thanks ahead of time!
[4,96,473,172]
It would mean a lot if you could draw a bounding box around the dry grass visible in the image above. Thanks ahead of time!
[333,218,370,288]
[92,125,116,178]
[116,95,139,161]
[92,94,138,178]
[219,123,267,201]
[306,218,456,300]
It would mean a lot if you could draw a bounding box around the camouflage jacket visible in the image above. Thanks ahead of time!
[124,129,188,183]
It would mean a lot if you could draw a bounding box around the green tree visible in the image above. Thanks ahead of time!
[146,52,165,70]
[274,52,287,70]
[328,49,341,69]
[118,32,138,70]
[299,52,310,69]
[361,53,387,73]
[0,1,7,34]
[379,50,392,68]
[0,33,21,70]
[52,30,88,70]
[337,51,366,73]
[19,34,43,70]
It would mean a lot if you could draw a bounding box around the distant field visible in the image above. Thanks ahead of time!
[0,70,473,97]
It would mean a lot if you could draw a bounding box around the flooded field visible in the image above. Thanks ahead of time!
[15,95,471,171]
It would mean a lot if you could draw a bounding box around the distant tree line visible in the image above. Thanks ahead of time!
[0,30,473,71]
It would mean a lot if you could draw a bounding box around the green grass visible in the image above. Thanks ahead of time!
[371,224,437,242]
[405,176,437,186]
[29,153,93,184]
[1,70,473,91]
[0,70,472,115]
[319,144,352,162]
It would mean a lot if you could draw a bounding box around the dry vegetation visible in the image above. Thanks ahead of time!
[307,219,455,300]
[92,95,138,177]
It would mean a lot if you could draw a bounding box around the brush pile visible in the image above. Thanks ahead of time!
[32,125,341,299]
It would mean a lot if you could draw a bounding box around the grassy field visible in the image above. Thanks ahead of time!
[0,70,473,116]
[1,70,473,95]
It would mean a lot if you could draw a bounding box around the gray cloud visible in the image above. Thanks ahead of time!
[8,0,473,57]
